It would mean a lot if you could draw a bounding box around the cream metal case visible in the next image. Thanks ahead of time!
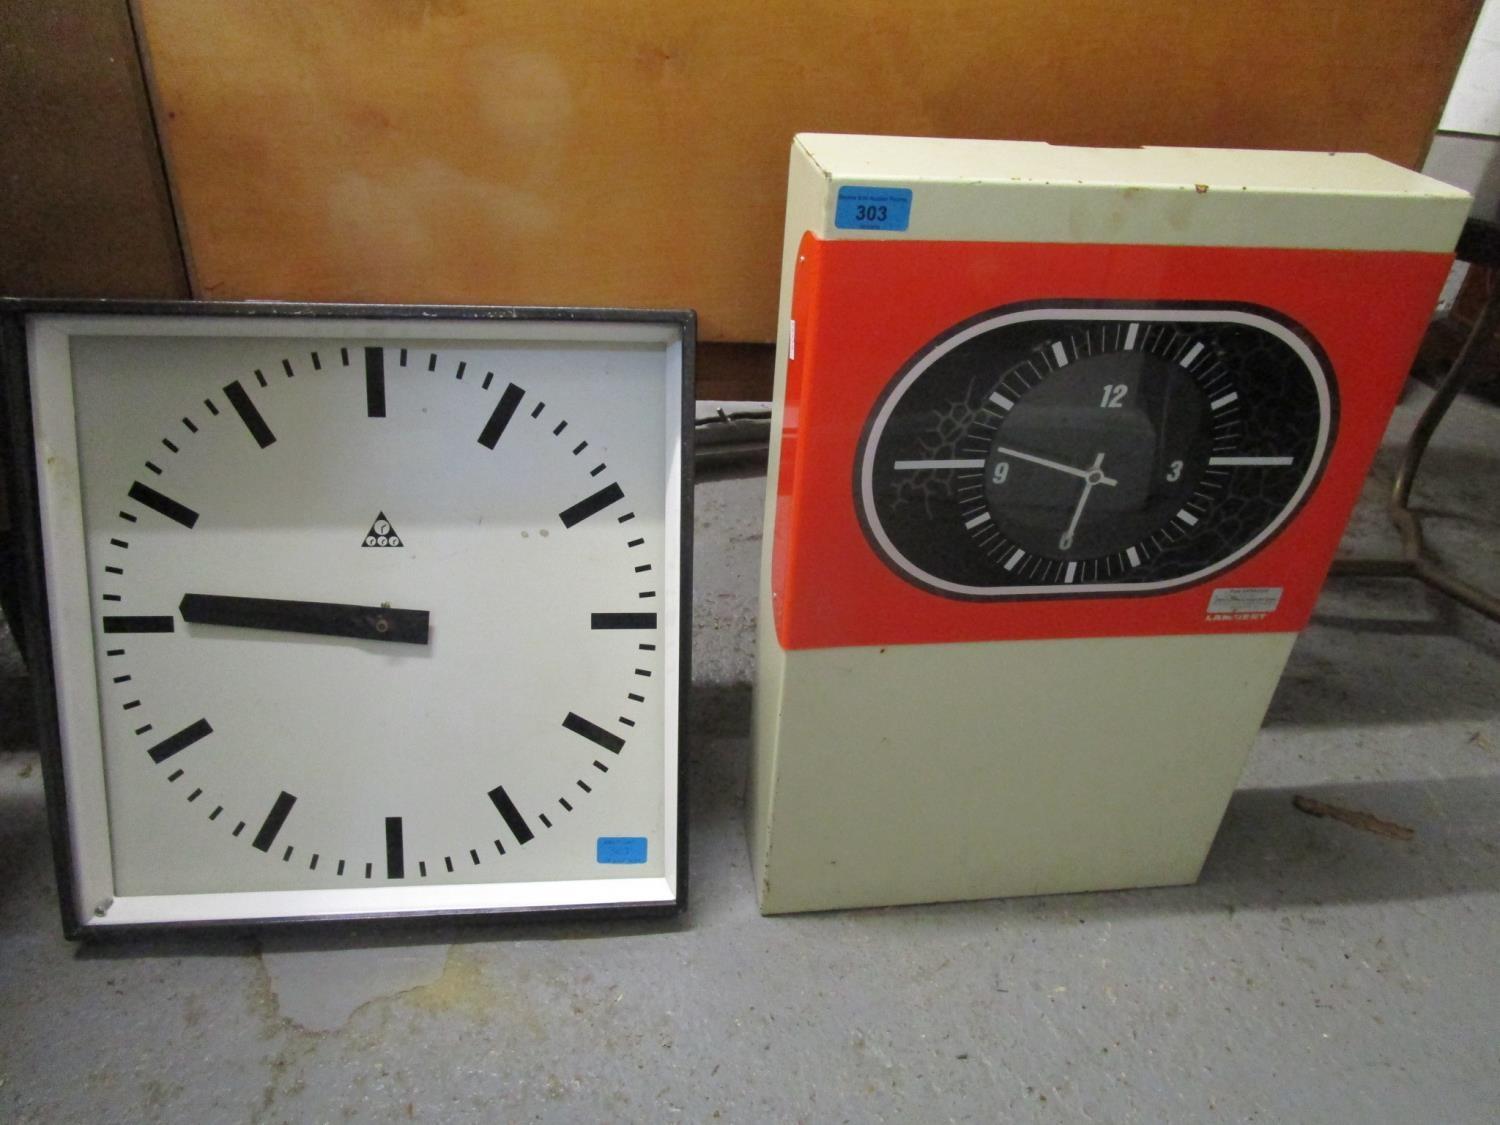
[750,135,1468,914]
[4,302,692,935]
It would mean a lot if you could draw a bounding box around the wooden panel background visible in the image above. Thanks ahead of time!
[0,1,186,298]
[136,1,1478,342]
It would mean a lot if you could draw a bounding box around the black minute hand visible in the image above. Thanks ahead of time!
[179,594,430,645]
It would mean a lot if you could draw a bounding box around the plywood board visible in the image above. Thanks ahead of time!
[0,1,186,298]
[137,1,1478,341]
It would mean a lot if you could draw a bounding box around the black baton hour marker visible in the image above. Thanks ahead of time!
[386,816,405,878]
[128,481,199,529]
[103,615,175,634]
[488,785,534,845]
[591,612,658,630]
[147,718,214,764]
[251,791,297,852]
[562,712,625,754]
[559,482,624,528]
[224,380,276,448]
[478,383,525,449]
[365,347,386,417]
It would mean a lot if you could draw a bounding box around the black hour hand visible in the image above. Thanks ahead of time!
[179,594,430,645]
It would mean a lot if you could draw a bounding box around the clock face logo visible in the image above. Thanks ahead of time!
[362,511,402,547]
[67,332,675,900]
[856,303,1337,598]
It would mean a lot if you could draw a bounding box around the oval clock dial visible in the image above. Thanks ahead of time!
[65,329,679,900]
[856,304,1337,598]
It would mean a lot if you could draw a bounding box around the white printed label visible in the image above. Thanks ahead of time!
[1207,586,1283,619]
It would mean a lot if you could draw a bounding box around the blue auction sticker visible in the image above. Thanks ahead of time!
[596,836,648,864]
[835,185,913,231]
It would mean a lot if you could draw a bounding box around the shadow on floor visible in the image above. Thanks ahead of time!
[10,681,1497,955]
[690,681,1500,922]
[1195,774,1500,908]
[0,673,36,748]
[1268,581,1500,728]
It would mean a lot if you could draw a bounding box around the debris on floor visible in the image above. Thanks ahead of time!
[1291,795,1417,841]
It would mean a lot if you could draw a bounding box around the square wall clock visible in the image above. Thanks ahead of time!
[1,301,692,936]
[749,134,1469,914]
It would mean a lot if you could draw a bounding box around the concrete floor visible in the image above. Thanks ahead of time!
[2,383,1498,1123]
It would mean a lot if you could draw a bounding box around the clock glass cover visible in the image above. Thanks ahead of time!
[11,304,690,933]
[857,303,1336,598]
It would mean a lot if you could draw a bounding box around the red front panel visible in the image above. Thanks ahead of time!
[773,233,1451,650]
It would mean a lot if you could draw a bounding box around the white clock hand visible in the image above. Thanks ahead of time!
[991,444,1118,487]
[1058,453,1113,551]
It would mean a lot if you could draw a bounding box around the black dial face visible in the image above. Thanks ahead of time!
[856,304,1337,598]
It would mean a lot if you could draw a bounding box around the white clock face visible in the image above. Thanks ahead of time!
[26,312,685,927]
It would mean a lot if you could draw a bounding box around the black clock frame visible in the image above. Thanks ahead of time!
[0,298,695,939]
